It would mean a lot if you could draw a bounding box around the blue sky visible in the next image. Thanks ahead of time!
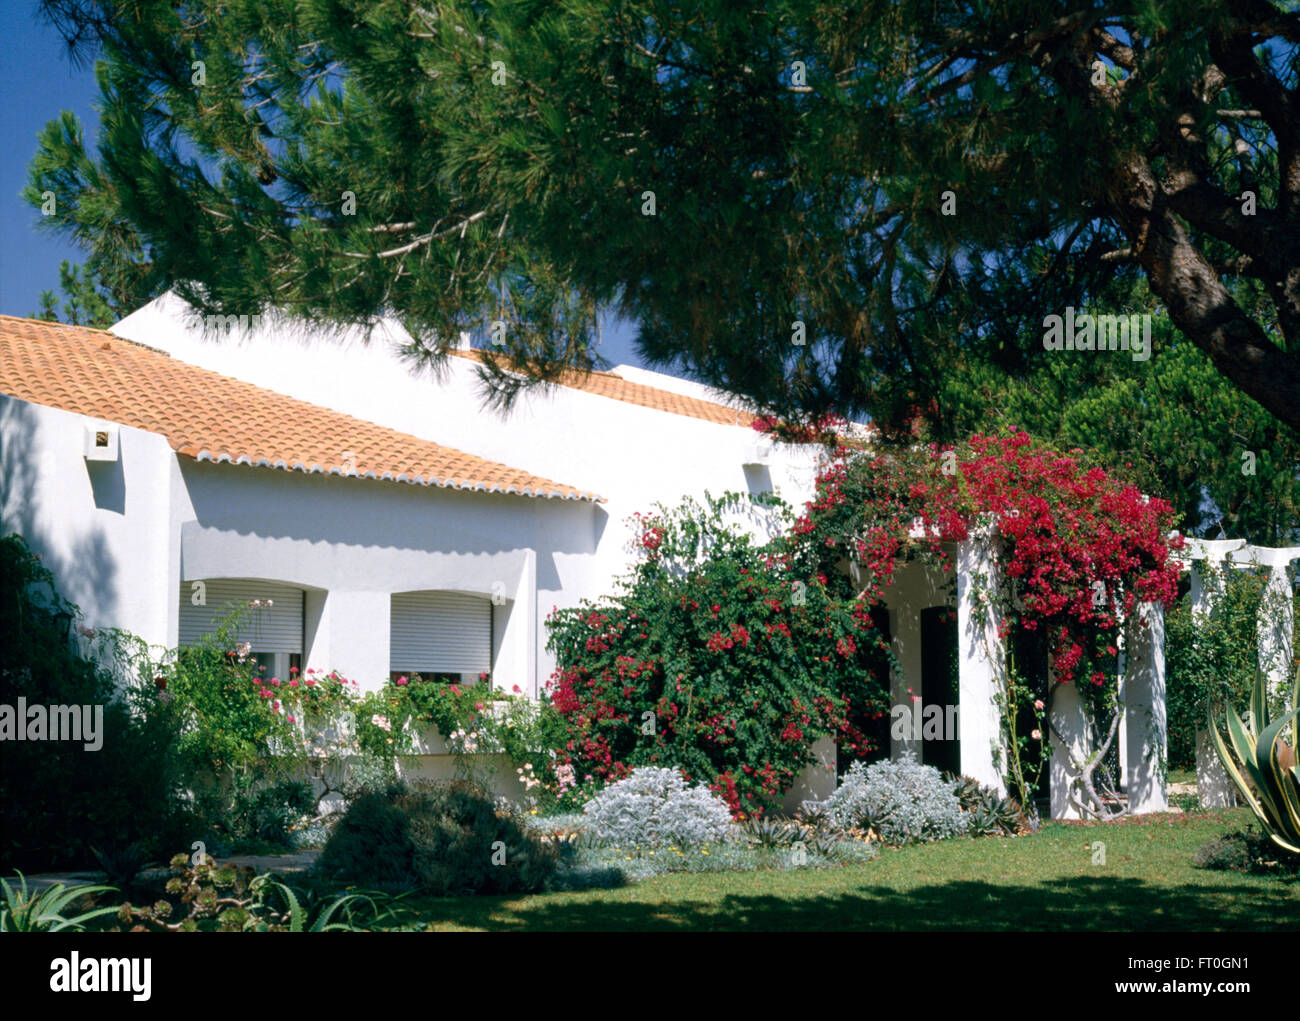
[0,4,101,321]
[0,5,648,368]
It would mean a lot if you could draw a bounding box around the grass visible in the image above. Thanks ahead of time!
[372,808,1298,931]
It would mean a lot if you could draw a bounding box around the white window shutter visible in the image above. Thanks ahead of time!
[390,591,491,673]
[179,579,304,654]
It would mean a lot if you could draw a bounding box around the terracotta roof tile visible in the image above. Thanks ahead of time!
[450,349,759,427]
[0,316,602,502]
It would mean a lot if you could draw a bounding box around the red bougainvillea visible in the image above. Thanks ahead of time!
[785,428,1184,684]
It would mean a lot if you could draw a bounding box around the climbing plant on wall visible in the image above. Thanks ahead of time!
[782,426,1185,816]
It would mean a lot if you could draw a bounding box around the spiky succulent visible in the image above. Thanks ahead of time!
[1208,664,1300,854]
[742,817,803,848]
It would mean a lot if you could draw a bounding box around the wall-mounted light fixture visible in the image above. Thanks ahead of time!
[83,421,120,462]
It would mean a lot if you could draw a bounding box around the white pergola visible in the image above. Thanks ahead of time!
[792,526,1297,820]
[1176,538,1300,807]
[950,530,1169,820]
[879,531,1297,820]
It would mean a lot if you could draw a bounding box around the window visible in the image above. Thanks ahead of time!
[179,580,306,683]
[389,592,492,676]
[389,670,475,685]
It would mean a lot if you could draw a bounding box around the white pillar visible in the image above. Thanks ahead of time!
[1189,546,1238,808]
[1196,729,1238,805]
[1251,550,1298,697]
[1116,620,1128,791]
[493,549,537,698]
[1125,601,1167,813]
[1050,677,1088,820]
[956,529,1005,792]
[781,735,837,814]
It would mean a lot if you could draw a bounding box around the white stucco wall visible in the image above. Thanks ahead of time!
[174,459,598,692]
[1,390,598,694]
[0,394,178,650]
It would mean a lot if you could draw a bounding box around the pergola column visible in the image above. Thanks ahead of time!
[956,527,1005,793]
[1049,675,1089,820]
[1247,548,1299,697]
[1124,601,1168,814]
[1186,541,1241,808]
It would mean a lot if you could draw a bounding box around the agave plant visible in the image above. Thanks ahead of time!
[1207,663,1300,854]
[948,774,1026,836]
[0,873,121,932]
[741,817,802,849]
[250,877,391,932]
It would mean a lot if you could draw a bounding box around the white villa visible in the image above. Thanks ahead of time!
[6,296,1289,816]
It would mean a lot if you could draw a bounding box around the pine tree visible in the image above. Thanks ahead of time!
[25,0,1300,435]
[31,260,119,329]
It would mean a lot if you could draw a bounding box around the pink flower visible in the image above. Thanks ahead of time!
[396,676,409,686]
[1034,699,1045,710]
[271,678,280,686]
[287,715,295,724]
[289,679,298,687]
[306,679,316,687]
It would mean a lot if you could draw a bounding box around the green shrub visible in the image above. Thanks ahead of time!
[224,777,316,848]
[0,533,191,871]
[1193,829,1300,878]
[317,780,559,895]
[1192,834,1255,873]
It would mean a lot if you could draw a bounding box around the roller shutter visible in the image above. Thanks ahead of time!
[390,591,491,673]
[179,578,304,653]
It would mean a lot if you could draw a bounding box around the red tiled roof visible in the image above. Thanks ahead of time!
[0,316,601,501]
[450,349,759,427]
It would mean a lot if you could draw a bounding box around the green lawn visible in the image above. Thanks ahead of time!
[379,809,1298,931]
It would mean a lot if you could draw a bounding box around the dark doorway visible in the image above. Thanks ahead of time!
[1008,621,1051,805]
[920,606,961,775]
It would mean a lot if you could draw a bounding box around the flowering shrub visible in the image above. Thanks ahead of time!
[355,677,567,803]
[547,493,895,818]
[824,754,968,846]
[581,767,734,848]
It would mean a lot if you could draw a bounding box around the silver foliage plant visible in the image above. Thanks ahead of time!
[582,767,733,848]
[824,752,969,846]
